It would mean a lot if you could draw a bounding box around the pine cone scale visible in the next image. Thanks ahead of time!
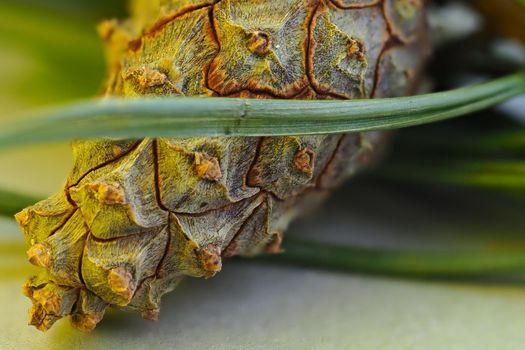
[18,0,430,331]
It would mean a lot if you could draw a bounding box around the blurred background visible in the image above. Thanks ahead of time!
[0,0,524,348]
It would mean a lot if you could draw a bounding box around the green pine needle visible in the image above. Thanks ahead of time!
[0,190,42,218]
[480,129,525,151]
[0,73,524,279]
[0,72,523,150]
[3,185,525,278]
[2,182,525,278]
[261,238,525,277]
[380,160,525,190]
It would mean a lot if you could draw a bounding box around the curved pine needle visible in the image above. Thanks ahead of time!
[2,185,525,277]
[1,75,524,278]
[2,189,525,277]
[0,73,523,150]
[262,238,525,277]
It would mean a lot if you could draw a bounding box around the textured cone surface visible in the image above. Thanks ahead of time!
[18,0,430,331]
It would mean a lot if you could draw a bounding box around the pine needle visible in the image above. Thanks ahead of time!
[0,73,523,150]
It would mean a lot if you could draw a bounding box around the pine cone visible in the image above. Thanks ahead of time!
[17,0,429,331]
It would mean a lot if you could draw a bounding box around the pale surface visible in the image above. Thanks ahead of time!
[2,252,525,350]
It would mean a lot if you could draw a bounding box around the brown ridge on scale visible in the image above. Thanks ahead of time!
[329,0,382,9]
[17,0,430,331]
